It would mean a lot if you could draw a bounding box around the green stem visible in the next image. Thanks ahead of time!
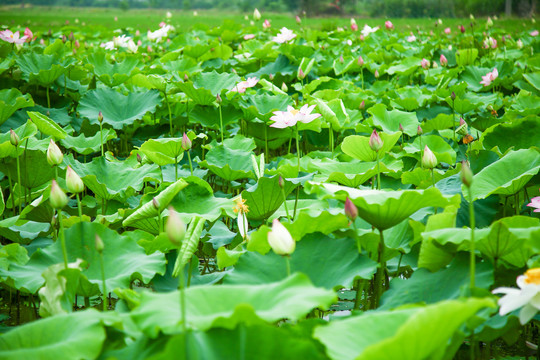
[76,193,83,218]
[329,127,334,154]
[99,122,104,157]
[58,210,68,270]
[469,191,476,290]
[165,93,173,137]
[452,99,456,144]
[373,229,386,309]
[353,279,364,310]
[218,103,224,143]
[175,156,178,181]
[187,151,193,176]
[7,172,15,216]
[376,151,381,190]
[264,125,269,157]
[293,187,299,221]
[285,256,291,277]
[15,149,21,213]
[295,125,301,174]
[157,210,163,233]
[100,253,108,311]
[419,135,423,169]
[46,86,50,109]
[178,261,187,333]
[361,67,364,90]
[281,187,291,223]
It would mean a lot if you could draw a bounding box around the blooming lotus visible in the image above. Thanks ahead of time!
[527,193,540,212]
[406,34,416,42]
[270,105,321,129]
[361,24,378,37]
[273,27,296,44]
[232,77,258,93]
[0,29,28,44]
[243,34,255,40]
[24,27,33,42]
[531,30,539,37]
[493,268,540,324]
[147,24,172,42]
[444,27,451,34]
[385,20,394,30]
[480,68,498,87]
[263,19,271,29]
[483,36,497,49]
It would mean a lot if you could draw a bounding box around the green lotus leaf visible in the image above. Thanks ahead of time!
[175,81,216,105]
[60,128,117,155]
[0,88,34,125]
[401,165,461,189]
[368,104,419,136]
[481,116,540,154]
[386,56,422,76]
[314,98,350,131]
[455,48,478,67]
[422,113,454,132]
[78,88,161,130]
[128,273,336,337]
[86,52,141,87]
[0,57,11,75]
[172,216,206,276]
[341,132,402,162]
[313,298,494,360]
[129,73,168,93]
[0,121,37,158]
[304,183,460,230]
[189,104,243,129]
[199,136,256,181]
[333,56,356,75]
[460,66,493,92]
[462,148,540,201]
[27,111,67,140]
[123,179,189,228]
[149,323,328,360]
[403,134,456,164]
[205,221,236,249]
[195,70,240,95]
[0,222,166,294]
[523,72,540,92]
[0,150,54,188]
[16,52,67,86]
[380,254,493,310]
[169,176,234,223]
[139,138,184,166]
[0,309,114,360]
[239,93,292,122]
[224,234,377,290]
[0,216,51,245]
[248,54,296,78]
[64,155,161,201]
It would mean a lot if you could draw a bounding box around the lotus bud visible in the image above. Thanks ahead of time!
[47,139,63,167]
[253,8,261,20]
[152,198,160,210]
[98,111,103,124]
[296,15,301,24]
[181,132,192,151]
[369,129,383,152]
[461,160,473,188]
[438,18,443,25]
[267,219,295,256]
[216,94,222,103]
[344,197,358,221]
[166,207,186,246]
[263,19,271,29]
[62,34,67,43]
[9,129,19,147]
[137,153,142,163]
[399,123,405,133]
[440,54,448,67]
[298,68,305,80]
[281,82,288,92]
[359,100,365,110]
[517,39,523,48]
[66,166,84,193]
[184,74,189,81]
[374,69,379,78]
[421,58,430,69]
[487,17,493,27]
[50,180,68,209]
[269,73,274,81]
[457,118,468,136]
[385,20,394,30]
[278,175,285,189]
[358,56,364,66]
[350,18,358,32]
[460,25,465,33]
[95,234,104,253]
[422,146,438,169]
[417,125,423,136]
[24,27,33,42]
[339,55,344,63]
[451,91,456,101]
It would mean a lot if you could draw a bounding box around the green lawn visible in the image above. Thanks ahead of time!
[0,5,532,35]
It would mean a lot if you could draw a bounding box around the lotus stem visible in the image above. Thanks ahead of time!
[452,98,456,143]
[15,147,21,213]
[285,256,291,277]
[376,151,381,190]
[175,156,178,181]
[76,193,83,218]
[281,187,292,223]
[46,86,50,109]
[99,122,104,157]
[468,191,476,290]
[361,69,364,90]
[165,93,173,137]
[58,210,68,270]
[7,173,15,216]
[99,252,108,311]
[187,151,193,176]
[373,228,386,309]
[218,103,224,143]
[264,125,269,156]
[295,124,301,174]
[178,261,187,333]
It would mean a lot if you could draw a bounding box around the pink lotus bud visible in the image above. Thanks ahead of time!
[66,166,84,193]
[417,125,423,135]
[49,180,68,209]
[461,160,473,188]
[422,146,438,169]
[135,29,140,36]
[281,82,288,92]
[350,18,358,31]
[358,56,364,66]
[181,132,192,150]
[451,91,456,101]
[278,175,284,188]
[359,34,365,41]
[268,219,295,255]
[263,19,271,29]
[269,73,274,81]
[460,25,465,33]
[166,207,186,246]
[359,100,365,110]
[460,117,466,126]
[374,69,379,78]
[296,15,301,24]
[421,58,430,69]
[74,39,80,48]
[339,55,344,63]
[444,27,451,34]
[24,27,33,42]
[369,129,383,152]
[385,20,394,30]
[98,111,103,123]
[184,74,189,81]
[298,68,305,80]
[216,94,222,103]
[152,198,160,210]
[440,54,448,67]
[399,123,405,133]
[40,38,45,45]
[9,129,19,147]
[47,139,63,167]
[114,16,118,21]
[137,153,142,163]
[344,197,358,220]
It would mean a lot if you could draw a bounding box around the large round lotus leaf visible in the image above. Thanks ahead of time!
[367,103,419,136]
[0,150,54,188]
[139,138,184,166]
[64,155,161,201]
[0,121,37,158]
[27,111,67,140]
[308,158,403,188]
[189,104,243,129]
[460,66,493,92]
[195,70,242,95]
[0,88,34,125]
[403,134,456,164]
[16,52,67,86]
[129,73,168,93]
[239,93,292,122]
[313,298,494,360]
[149,323,328,360]
[78,88,161,130]
[199,136,256,181]
[305,182,460,230]
[380,254,493,310]
[341,132,402,162]
[481,116,540,154]
[0,309,114,360]
[175,82,216,106]
[127,273,336,337]
[224,234,377,290]
[462,148,540,201]
[0,222,166,293]
[0,216,50,245]
[386,57,422,76]
[86,52,141,87]
[60,128,117,155]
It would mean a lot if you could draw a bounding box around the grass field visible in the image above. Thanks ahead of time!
[0,4,533,35]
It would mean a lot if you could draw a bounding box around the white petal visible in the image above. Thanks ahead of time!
[519,304,538,325]
[498,290,535,315]
[237,213,248,239]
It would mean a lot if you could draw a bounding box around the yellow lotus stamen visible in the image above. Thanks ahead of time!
[289,109,299,116]
[233,197,249,214]
[524,268,540,285]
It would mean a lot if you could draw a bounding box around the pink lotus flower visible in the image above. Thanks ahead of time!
[244,34,255,40]
[421,58,430,69]
[531,30,539,37]
[0,29,28,44]
[385,20,394,30]
[232,77,258,93]
[527,194,540,212]
[444,27,451,34]
[263,19,271,29]
[273,27,296,44]
[483,36,497,49]
[440,54,448,66]
[406,34,416,42]
[480,68,498,87]
[270,104,321,129]
[24,27,33,42]
[351,18,358,32]
[358,56,364,66]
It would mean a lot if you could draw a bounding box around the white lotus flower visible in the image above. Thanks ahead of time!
[267,219,295,255]
[493,268,540,324]
[273,27,296,44]
[361,24,378,37]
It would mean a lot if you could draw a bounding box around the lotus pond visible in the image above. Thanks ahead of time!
[0,10,539,360]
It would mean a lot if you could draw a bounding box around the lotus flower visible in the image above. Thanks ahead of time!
[350,18,358,32]
[166,207,186,246]
[296,15,301,24]
[369,129,383,152]
[244,34,255,40]
[444,27,451,34]
[527,194,540,212]
[253,8,261,21]
[480,68,498,87]
[24,27,33,42]
[530,30,539,37]
[422,146,438,169]
[47,139,63,167]
[232,77,258,93]
[440,54,448,66]
[50,180,68,209]
[361,24,378,37]
[406,34,416,42]
[421,58,430,69]
[0,29,28,44]
[385,20,394,30]
[263,19,271,29]
[66,166,84,194]
[270,105,321,129]
[493,268,540,324]
[267,219,295,255]
[273,27,296,44]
